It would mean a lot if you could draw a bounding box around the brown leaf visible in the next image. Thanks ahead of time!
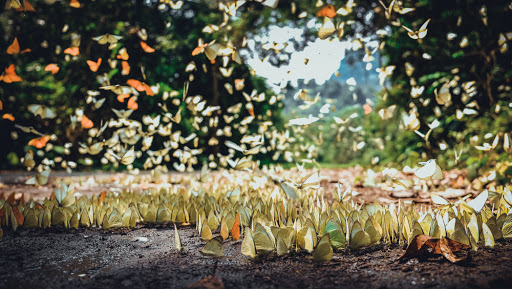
[445,237,471,252]
[399,234,432,260]
[439,238,468,263]
[188,275,224,289]
[399,234,470,263]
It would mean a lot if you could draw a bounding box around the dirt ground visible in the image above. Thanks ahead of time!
[1,169,511,289]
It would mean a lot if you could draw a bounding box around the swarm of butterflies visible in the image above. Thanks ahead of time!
[1,165,512,262]
[2,0,512,263]
[3,0,509,182]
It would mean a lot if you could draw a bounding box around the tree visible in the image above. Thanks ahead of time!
[377,0,512,179]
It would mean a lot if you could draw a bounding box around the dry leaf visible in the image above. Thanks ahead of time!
[399,234,470,263]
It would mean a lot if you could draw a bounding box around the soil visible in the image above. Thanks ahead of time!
[1,169,511,289]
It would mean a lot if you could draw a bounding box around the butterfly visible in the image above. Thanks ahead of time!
[127,79,154,96]
[44,64,60,74]
[121,61,130,75]
[312,233,333,262]
[21,151,35,169]
[226,156,253,170]
[318,17,344,40]
[113,49,129,62]
[255,0,279,9]
[414,159,443,180]
[127,97,138,110]
[140,41,155,53]
[403,19,430,40]
[401,111,420,131]
[53,182,76,207]
[0,64,22,83]
[174,224,183,252]
[435,83,452,106]
[81,115,94,129]
[28,135,51,149]
[112,108,134,119]
[316,4,336,18]
[253,223,275,254]
[349,224,372,249]
[241,227,257,259]
[25,169,50,186]
[70,0,81,8]
[27,104,56,119]
[64,47,80,56]
[111,147,136,165]
[231,213,240,241]
[200,236,223,257]
[5,0,36,11]
[7,37,31,55]
[225,140,261,155]
[14,124,44,136]
[87,58,102,72]
[93,34,122,45]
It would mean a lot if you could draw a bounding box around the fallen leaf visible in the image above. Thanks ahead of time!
[399,234,470,263]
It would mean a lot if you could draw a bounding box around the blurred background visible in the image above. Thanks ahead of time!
[0,0,511,184]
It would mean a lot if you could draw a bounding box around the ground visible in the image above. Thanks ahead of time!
[1,168,511,289]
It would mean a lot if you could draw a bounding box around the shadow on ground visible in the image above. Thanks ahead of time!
[1,225,511,289]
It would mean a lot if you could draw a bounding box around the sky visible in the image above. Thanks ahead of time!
[244,23,379,91]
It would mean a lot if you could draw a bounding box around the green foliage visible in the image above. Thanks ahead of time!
[375,0,512,179]
[0,0,283,170]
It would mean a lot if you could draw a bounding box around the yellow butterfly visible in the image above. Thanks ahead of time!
[92,34,122,45]
[254,223,275,254]
[402,19,430,40]
[111,147,136,165]
[28,104,55,119]
[312,233,333,262]
[174,224,183,252]
[318,17,344,40]
[200,236,223,257]
[26,169,50,186]
[414,159,443,180]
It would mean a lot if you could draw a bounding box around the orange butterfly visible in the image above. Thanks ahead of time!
[3,114,15,121]
[231,213,240,241]
[44,64,60,74]
[127,97,138,110]
[12,205,24,226]
[64,47,80,56]
[7,192,17,206]
[87,58,102,72]
[70,0,81,8]
[316,5,336,18]
[116,48,129,60]
[99,191,107,203]
[234,79,245,91]
[0,64,22,83]
[28,135,51,149]
[192,43,208,56]
[363,103,373,115]
[81,115,94,128]
[7,37,31,55]
[0,99,3,110]
[12,0,36,12]
[117,93,130,103]
[140,41,155,53]
[121,61,130,75]
[127,79,154,96]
